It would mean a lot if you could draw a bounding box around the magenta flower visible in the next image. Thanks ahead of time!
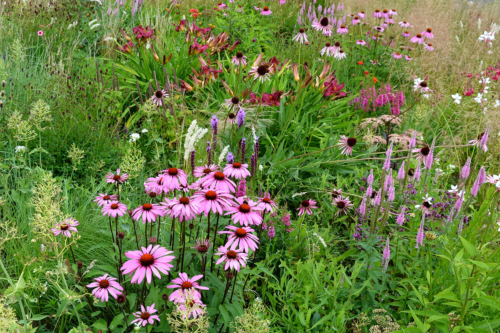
[105,169,129,184]
[358,11,366,19]
[256,193,278,213]
[192,189,234,216]
[461,157,471,179]
[297,199,318,216]
[405,55,413,61]
[333,196,353,215]
[422,28,434,39]
[37,30,43,36]
[292,28,308,44]
[402,31,410,38]
[168,273,209,302]
[225,198,263,226]
[52,218,79,238]
[102,201,128,218]
[260,6,272,15]
[215,246,248,271]
[219,225,259,252]
[94,193,119,207]
[337,136,357,156]
[399,20,410,27]
[381,237,390,272]
[201,171,236,193]
[397,161,405,180]
[356,39,367,45]
[192,239,211,254]
[193,164,219,178]
[373,9,382,18]
[160,167,188,190]
[359,197,367,216]
[337,24,348,34]
[425,43,434,51]
[312,17,333,36]
[121,245,175,284]
[392,52,402,59]
[131,303,160,326]
[416,216,425,249]
[163,195,200,222]
[396,206,406,225]
[86,274,123,302]
[410,34,425,44]
[132,203,166,224]
[223,162,251,180]
[144,175,170,195]
[231,51,247,66]
[383,142,393,170]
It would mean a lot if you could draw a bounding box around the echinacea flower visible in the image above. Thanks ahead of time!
[256,193,278,213]
[192,189,234,216]
[224,162,251,179]
[217,2,227,8]
[201,171,236,193]
[333,196,353,215]
[337,136,357,156]
[163,195,200,222]
[102,201,128,218]
[312,17,333,36]
[193,164,219,178]
[405,55,413,61]
[105,169,129,184]
[144,175,170,195]
[38,30,43,36]
[159,167,188,191]
[121,245,175,284]
[320,43,335,56]
[297,199,318,216]
[219,225,259,252]
[422,28,433,39]
[413,145,431,162]
[410,34,425,44]
[215,246,248,271]
[358,11,366,19]
[232,51,247,66]
[132,203,166,224]
[425,43,434,51]
[292,28,308,44]
[86,274,123,302]
[192,238,211,254]
[373,9,382,18]
[337,24,348,34]
[374,26,385,33]
[335,49,347,60]
[131,304,160,326]
[249,65,272,83]
[94,193,119,207]
[398,20,410,27]
[52,218,79,238]
[260,6,272,15]
[415,195,433,211]
[352,16,360,25]
[469,129,489,152]
[167,273,209,301]
[402,31,410,38]
[392,52,402,59]
[225,197,263,226]
[151,89,168,106]
[356,39,366,45]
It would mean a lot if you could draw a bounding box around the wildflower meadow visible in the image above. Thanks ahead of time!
[2,0,500,332]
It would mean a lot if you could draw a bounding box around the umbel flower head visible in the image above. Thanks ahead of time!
[121,244,175,284]
[52,218,79,238]
[86,274,123,302]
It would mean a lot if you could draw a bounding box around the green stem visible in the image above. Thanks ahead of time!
[0,257,28,333]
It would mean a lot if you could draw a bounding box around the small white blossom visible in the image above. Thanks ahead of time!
[259,164,263,172]
[448,185,458,193]
[452,93,462,104]
[141,128,148,133]
[474,93,485,104]
[292,192,307,198]
[15,146,26,153]
[129,133,140,142]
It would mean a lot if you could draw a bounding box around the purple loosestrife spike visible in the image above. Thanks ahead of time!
[268,226,275,238]
[374,191,382,206]
[190,150,196,175]
[383,142,393,170]
[367,169,374,185]
[414,162,422,181]
[480,126,490,152]
[384,172,393,191]
[241,138,247,162]
[366,184,373,198]
[409,130,417,149]
[227,152,234,164]
[359,196,367,216]
[388,184,395,202]
[471,179,481,197]
[396,206,405,225]
[416,215,425,249]
[382,237,390,272]
[236,179,247,198]
[425,139,436,170]
[397,161,405,180]
[250,154,256,176]
[206,141,212,165]
[454,192,464,213]
[461,157,471,179]
[478,166,486,185]
[237,108,245,129]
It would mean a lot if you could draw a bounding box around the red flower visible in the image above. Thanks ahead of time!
[364,71,369,75]
[373,77,378,83]
[358,61,363,65]
[189,8,201,18]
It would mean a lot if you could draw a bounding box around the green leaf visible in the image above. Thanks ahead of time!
[218,304,230,322]
[475,295,500,310]
[110,313,124,329]
[460,236,476,257]
[31,314,48,321]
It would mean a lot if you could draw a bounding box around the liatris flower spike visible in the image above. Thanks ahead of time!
[86,274,123,302]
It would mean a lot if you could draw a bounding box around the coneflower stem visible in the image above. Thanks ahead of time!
[181,222,186,272]
[210,213,221,272]
[69,244,76,264]
[206,211,211,240]
[213,275,232,324]
[229,270,238,303]
[132,219,140,249]
[157,216,161,243]
[105,301,110,330]
[144,222,148,247]
[109,217,115,244]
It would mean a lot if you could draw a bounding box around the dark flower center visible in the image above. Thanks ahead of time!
[231,96,240,104]
[428,43,433,46]
[375,9,380,12]
[233,162,242,168]
[340,25,346,28]
[404,31,409,34]
[331,191,340,199]
[263,6,269,10]
[139,253,155,266]
[117,294,126,303]
[478,132,485,140]
[140,312,150,320]
[149,192,157,198]
[143,203,153,211]
[235,228,247,237]
[320,17,329,26]
[205,190,217,200]
[203,168,212,174]
[395,52,401,55]
[403,21,407,23]
[168,167,178,176]
[239,204,251,213]
[227,250,237,259]
[347,138,357,147]
[157,177,164,185]
[423,201,431,208]
[383,9,388,13]
[214,171,225,180]
[299,28,305,33]
[113,175,121,180]
[416,34,422,38]
[339,50,344,54]
[301,200,310,207]
[103,195,110,200]
[180,197,190,204]
[155,90,163,98]
[236,51,243,58]
[263,197,271,203]
[335,41,341,47]
[228,112,236,119]
[408,168,415,176]
[257,65,268,76]
[181,281,193,289]
[111,203,119,209]
[371,191,377,199]
[421,146,430,156]
[337,201,346,209]
[99,279,110,288]
[361,11,365,13]
[60,224,69,230]
[197,245,209,253]
[354,16,359,19]
[426,28,432,32]
[420,81,428,88]
[325,43,331,47]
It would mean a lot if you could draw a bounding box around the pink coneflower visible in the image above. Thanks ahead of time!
[223,162,251,180]
[382,9,389,18]
[356,39,366,45]
[374,26,385,33]
[102,201,128,218]
[469,129,489,152]
[167,273,209,301]
[232,51,247,66]
[163,195,200,222]
[256,193,278,213]
[86,274,123,302]
[225,197,263,226]
[337,24,348,34]
[160,167,188,191]
[215,246,248,271]
[398,21,410,27]
[192,239,211,254]
[335,49,346,60]
[144,175,169,195]
[105,169,129,184]
[389,9,398,16]
[422,28,434,39]
[188,180,204,191]
[413,146,431,162]
[94,193,119,207]
[401,31,410,38]
[297,199,318,216]
[358,11,366,19]
[392,51,402,59]
[225,96,242,110]
[121,245,175,284]
[260,6,272,15]
[131,304,160,326]
[333,196,353,215]
[132,203,166,224]
[312,17,333,36]
[352,16,360,25]
[201,171,236,193]
[52,218,79,238]
[410,34,425,44]
[320,43,335,56]
[279,0,286,4]
[386,17,394,24]
[249,65,272,83]
[38,30,43,36]
[219,225,259,252]
[292,28,308,44]
[373,9,382,18]
[193,164,219,178]
[151,89,168,106]
[217,2,227,8]
[425,43,434,51]
[192,189,234,216]
[405,55,413,61]
[337,135,357,156]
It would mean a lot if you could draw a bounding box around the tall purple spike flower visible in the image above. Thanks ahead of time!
[384,172,393,191]
[409,130,417,149]
[241,138,247,162]
[237,108,246,129]
[383,142,393,170]
[211,115,219,151]
[424,138,436,170]
[236,179,247,198]
[227,152,234,164]
[367,169,374,185]
[454,191,464,213]
[382,237,390,272]
[396,206,406,225]
[359,196,367,216]
[250,154,256,176]
[471,166,487,197]
[416,215,425,249]
[461,157,471,179]
[374,190,382,206]
[397,161,405,180]
[480,126,490,152]
[414,162,422,181]
[387,182,395,202]
[254,137,260,166]
[366,184,373,198]
[206,141,212,165]
[190,150,196,175]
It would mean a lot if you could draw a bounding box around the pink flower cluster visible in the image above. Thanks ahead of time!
[350,84,405,115]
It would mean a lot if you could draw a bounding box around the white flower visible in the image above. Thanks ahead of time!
[447,164,456,170]
[422,194,433,202]
[103,37,116,42]
[15,146,26,153]
[452,93,462,104]
[413,78,424,91]
[495,100,500,108]
[474,93,484,104]
[251,126,258,141]
[90,23,101,30]
[129,133,140,142]
[183,120,208,160]
[457,190,466,197]
[448,185,458,193]
[88,19,98,26]
[292,192,307,198]
[497,221,500,232]
[259,164,263,172]
[479,77,491,85]
[488,50,493,54]
[479,31,495,42]
[218,145,230,165]
[141,128,148,133]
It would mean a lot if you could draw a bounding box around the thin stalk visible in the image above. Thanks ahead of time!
[210,213,221,272]
[229,270,238,303]
[0,257,27,333]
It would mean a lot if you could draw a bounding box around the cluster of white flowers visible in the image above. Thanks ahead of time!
[68,21,78,29]
[292,192,307,198]
[218,145,230,165]
[183,120,208,160]
[129,133,140,142]
[451,93,462,104]
[251,125,258,142]
[15,145,26,154]
[479,30,495,43]
[88,19,100,30]
[141,128,148,133]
